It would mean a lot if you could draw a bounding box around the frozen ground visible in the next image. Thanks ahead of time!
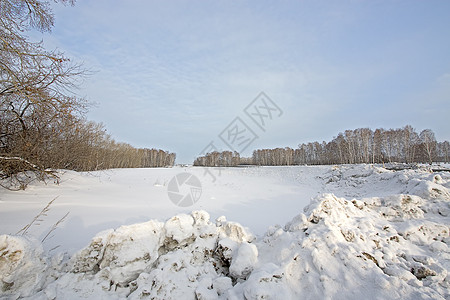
[0,166,327,254]
[1,164,449,299]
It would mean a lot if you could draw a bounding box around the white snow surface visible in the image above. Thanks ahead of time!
[0,164,449,299]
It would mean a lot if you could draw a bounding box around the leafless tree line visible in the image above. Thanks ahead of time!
[21,120,176,171]
[193,151,240,167]
[251,126,448,166]
[193,126,448,167]
[0,0,175,189]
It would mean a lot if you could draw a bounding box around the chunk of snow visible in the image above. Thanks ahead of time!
[229,242,258,279]
[0,235,47,298]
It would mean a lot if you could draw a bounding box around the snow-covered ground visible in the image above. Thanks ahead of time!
[1,164,449,299]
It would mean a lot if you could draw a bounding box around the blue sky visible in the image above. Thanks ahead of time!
[37,0,450,163]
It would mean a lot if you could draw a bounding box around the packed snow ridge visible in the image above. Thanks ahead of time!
[1,165,449,299]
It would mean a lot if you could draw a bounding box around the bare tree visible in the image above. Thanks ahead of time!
[1,1,176,189]
[419,129,437,165]
[437,141,449,163]
[1,0,87,184]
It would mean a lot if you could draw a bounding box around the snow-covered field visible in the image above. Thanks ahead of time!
[1,164,449,299]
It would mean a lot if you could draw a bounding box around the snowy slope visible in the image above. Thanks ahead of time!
[0,165,449,299]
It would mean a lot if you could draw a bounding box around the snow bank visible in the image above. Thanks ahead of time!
[0,236,47,298]
[11,211,254,299]
[1,165,449,299]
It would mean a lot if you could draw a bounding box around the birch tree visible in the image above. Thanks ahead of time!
[419,129,436,165]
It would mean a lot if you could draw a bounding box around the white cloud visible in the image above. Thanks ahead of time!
[36,0,450,163]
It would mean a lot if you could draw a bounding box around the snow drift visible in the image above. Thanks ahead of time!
[1,165,449,299]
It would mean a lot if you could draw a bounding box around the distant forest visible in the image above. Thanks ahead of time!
[194,126,449,167]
